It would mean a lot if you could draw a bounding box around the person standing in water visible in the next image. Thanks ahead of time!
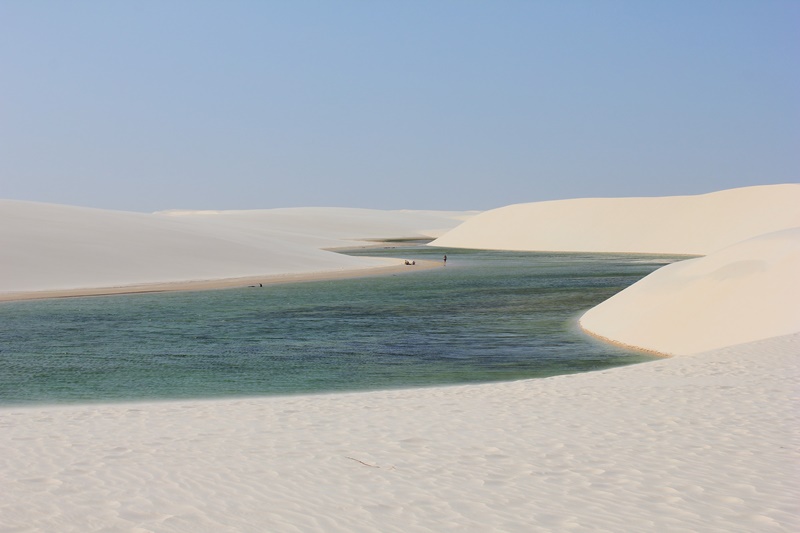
[443,254,447,266]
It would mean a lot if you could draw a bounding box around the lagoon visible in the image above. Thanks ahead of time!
[0,247,683,405]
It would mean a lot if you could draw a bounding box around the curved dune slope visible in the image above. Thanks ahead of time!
[0,201,471,295]
[580,228,800,355]
[432,184,800,354]
[431,184,800,255]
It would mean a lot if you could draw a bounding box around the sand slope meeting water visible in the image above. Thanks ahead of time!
[431,184,800,355]
[581,227,800,354]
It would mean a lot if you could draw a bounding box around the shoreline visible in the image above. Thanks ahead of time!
[579,324,673,358]
[0,257,443,303]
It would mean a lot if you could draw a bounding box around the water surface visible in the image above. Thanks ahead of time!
[0,247,684,405]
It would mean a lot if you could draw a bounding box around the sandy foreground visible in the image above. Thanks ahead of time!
[0,333,796,533]
[1,186,799,531]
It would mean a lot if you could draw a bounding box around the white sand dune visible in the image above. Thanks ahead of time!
[431,184,800,255]
[1,186,799,531]
[1,333,797,532]
[0,201,472,296]
[581,227,800,355]
[432,184,800,354]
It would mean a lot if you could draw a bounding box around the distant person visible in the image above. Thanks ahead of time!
[443,254,447,266]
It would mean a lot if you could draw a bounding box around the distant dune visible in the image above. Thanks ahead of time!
[431,184,800,255]
[0,202,472,297]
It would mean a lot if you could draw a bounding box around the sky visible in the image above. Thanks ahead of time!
[1,1,798,212]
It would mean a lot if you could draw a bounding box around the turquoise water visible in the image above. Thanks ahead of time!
[0,247,684,405]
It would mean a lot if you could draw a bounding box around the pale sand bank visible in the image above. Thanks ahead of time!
[1,333,797,532]
[0,259,442,303]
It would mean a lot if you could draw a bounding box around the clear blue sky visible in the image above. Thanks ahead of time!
[1,1,797,212]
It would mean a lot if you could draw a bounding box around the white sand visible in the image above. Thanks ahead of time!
[431,184,800,254]
[1,333,797,532]
[1,187,799,531]
[0,201,473,297]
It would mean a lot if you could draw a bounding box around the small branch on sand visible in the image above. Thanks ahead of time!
[344,456,396,470]
[345,456,380,468]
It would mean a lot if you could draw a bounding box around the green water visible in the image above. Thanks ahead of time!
[0,247,685,405]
